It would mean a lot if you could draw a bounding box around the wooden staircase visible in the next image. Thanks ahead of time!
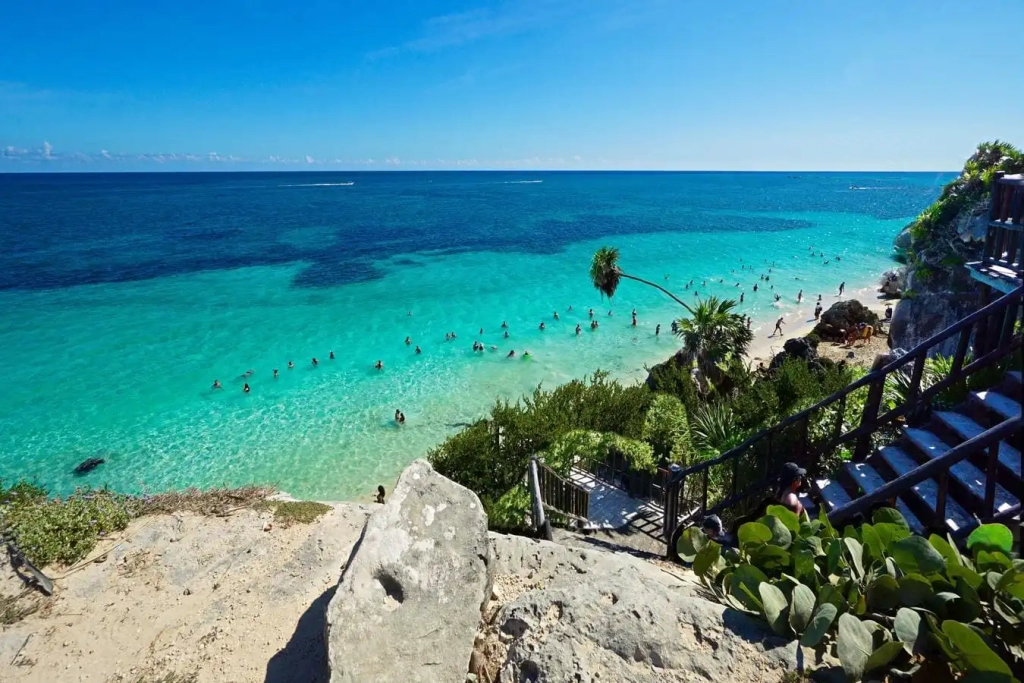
[815,370,1022,537]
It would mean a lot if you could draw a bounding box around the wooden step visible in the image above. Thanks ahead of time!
[903,428,1019,514]
[841,462,925,534]
[934,411,1022,478]
[815,477,851,511]
[971,390,1022,421]
[878,446,976,534]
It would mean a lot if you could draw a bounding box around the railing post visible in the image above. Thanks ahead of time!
[952,326,972,376]
[528,456,552,541]
[906,353,927,421]
[662,464,682,542]
[975,286,992,357]
[855,376,885,461]
[985,441,999,517]
[989,172,1005,222]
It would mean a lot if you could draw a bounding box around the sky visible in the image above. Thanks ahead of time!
[2,0,1022,172]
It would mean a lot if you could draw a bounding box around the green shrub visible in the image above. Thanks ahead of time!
[679,507,1023,681]
[642,394,694,463]
[484,484,531,533]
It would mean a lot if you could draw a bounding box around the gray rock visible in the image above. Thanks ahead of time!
[326,460,492,683]
[893,225,913,259]
[488,534,807,683]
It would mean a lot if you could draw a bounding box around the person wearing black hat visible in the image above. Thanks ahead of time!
[776,462,807,517]
[701,514,734,547]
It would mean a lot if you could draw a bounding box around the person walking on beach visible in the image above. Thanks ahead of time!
[773,316,785,336]
[814,304,823,321]
[838,282,845,296]
[797,290,803,303]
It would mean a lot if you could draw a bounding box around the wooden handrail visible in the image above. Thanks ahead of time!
[660,283,1024,543]
[828,417,1020,527]
[676,284,1023,479]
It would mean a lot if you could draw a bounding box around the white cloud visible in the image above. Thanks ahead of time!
[41,141,54,159]
[100,149,112,160]
[305,155,317,164]
[573,155,583,163]
[3,145,27,158]
[385,156,401,165]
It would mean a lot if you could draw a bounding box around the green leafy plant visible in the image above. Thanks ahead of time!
[679,507,1023,681]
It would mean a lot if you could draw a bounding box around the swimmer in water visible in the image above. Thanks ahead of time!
[375,485,386,504]
[655,324,661,336]
[608,310,613,316]
[243,383,250,393]
[553,311,559,320]
[575,324,582,335]
[797,290,803,303]
[288,361,295,370]
[398,412,405,424]
[775,293,780,301]
[568,305,573,311]
[523,351,531,358]
[415,345,421,354]
[501,321,508,328]
[405,337,411,345]
[588,308,594,319]
[539,322,546,330]
[312,357,318,367]
[631,314,637,327]
[817,294,822,302]
[503,330,509,338]
[479,328,484,335]
[740,293,745,303]
[507,350,516,358]
[329,351,335,360]
[375,360,383,370]
[212,380,222,389]
[394,409,401,422]
[753,284,758,292]
[445,333,451,341]
[273,369,279,378]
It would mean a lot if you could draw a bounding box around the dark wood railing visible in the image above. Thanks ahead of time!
[527,456,590,540]
[827,417,1019,534]
[983,173,1024,280]
[662,284,1024,542]
[583,450,667,503]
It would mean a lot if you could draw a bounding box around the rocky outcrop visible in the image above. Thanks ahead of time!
[768,336,818,370]
[325,460,491,683]
[813,299,879,340]
[477,534,815,683]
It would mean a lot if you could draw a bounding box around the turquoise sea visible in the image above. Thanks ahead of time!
[0,171,952,500]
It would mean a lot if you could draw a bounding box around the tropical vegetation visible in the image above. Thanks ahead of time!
[678,506,1023,681]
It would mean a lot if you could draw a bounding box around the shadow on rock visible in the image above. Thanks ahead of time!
[264,585,335,683]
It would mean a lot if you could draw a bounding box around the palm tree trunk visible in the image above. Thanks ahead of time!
[620,272,690,307]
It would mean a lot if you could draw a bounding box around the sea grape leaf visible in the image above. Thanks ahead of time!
[894,607,926,655]
[967,524,1013,556]
[730,565,769,612]
[693,541,722,579]
[867,575,901,612]
[759,582,791,636]
[976,550,1012,573]
[837,613,873,681]
[738,522,772,548]
[799,602,837,648]
[929,533,963,567]
[818,505,836,539]
[789,582,816,633]
[874,522,911,552]
[865,641,905,674]
[765,505,800,533]
[749,545,791,573]
[860,523,885,563]
[946,562,984,590]
[897,573,934,607]
[872,506,910,530]
[891,536,945,575]
[676,526,708,563]
[942,620,1012,675]
[843,537,865,580]
[757,514,793,549]
[793,548,816,585]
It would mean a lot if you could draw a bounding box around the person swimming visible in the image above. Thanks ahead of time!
[588,308,594,318]
[753,284,758,292]
[394,409,401,422]
[775,293,781,301]
[523,351,531,358]
[631,314,637,327]
[405,336,411,345]
[575,324,582,335]
[553,311,559,320]
[415,345,421,354]
[503,330,509,338]
[590,320,598,329]
[243,383,250,393]
[539,322,546,330]
[398,411,406,424]
[507,350,516,358]
[479,328,484,335]
[567,305,573,311]
[329,351,335,360]
[273,369,279,378]
[501,321,508,328]
[244,369,254,378]
[287,361,294,370]
[740,292,745,303]
[797,290,803,302]
[445,333,451,341]
[655,323,661,336]
[312,357,318,367]
[375,360,383,370]
[212,380,222,389]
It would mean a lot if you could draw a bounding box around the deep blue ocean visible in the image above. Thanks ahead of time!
[0,171,951,499]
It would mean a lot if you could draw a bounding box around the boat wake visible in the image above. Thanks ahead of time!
[279,182,355,187]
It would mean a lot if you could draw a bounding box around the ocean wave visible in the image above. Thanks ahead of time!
[279,182,355,187]
[848,186,892,191]
[503,180,543,184]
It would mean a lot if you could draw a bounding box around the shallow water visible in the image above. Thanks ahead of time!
[0,171,951,499]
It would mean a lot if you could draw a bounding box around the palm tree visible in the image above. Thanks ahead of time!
[589,247,689,306]
[674,296,753,384]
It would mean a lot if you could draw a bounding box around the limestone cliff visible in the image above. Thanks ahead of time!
[889,141,1023,353]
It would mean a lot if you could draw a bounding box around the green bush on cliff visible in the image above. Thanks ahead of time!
[680,506,1024,681]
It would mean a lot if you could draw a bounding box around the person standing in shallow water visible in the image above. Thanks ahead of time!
[375,486,386,504]
[773,316,785,336]
[838,281,845,296]
[655,324,660,336]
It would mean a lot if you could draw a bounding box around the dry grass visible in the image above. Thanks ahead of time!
[139,485,277,517]
[254,500,332,527]
[1,589,43,625]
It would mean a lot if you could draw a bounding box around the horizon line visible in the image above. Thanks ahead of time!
[0,168,959,175]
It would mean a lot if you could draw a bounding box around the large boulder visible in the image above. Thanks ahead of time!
[479,534,819,683]
[814,299,880,340]
[325,460,492,683]
[768,336,818,370]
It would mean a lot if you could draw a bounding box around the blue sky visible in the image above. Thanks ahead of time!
[2,0,1022,171]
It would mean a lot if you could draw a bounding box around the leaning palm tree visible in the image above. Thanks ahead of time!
[674,296,753,384]
[589,247,689,305]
